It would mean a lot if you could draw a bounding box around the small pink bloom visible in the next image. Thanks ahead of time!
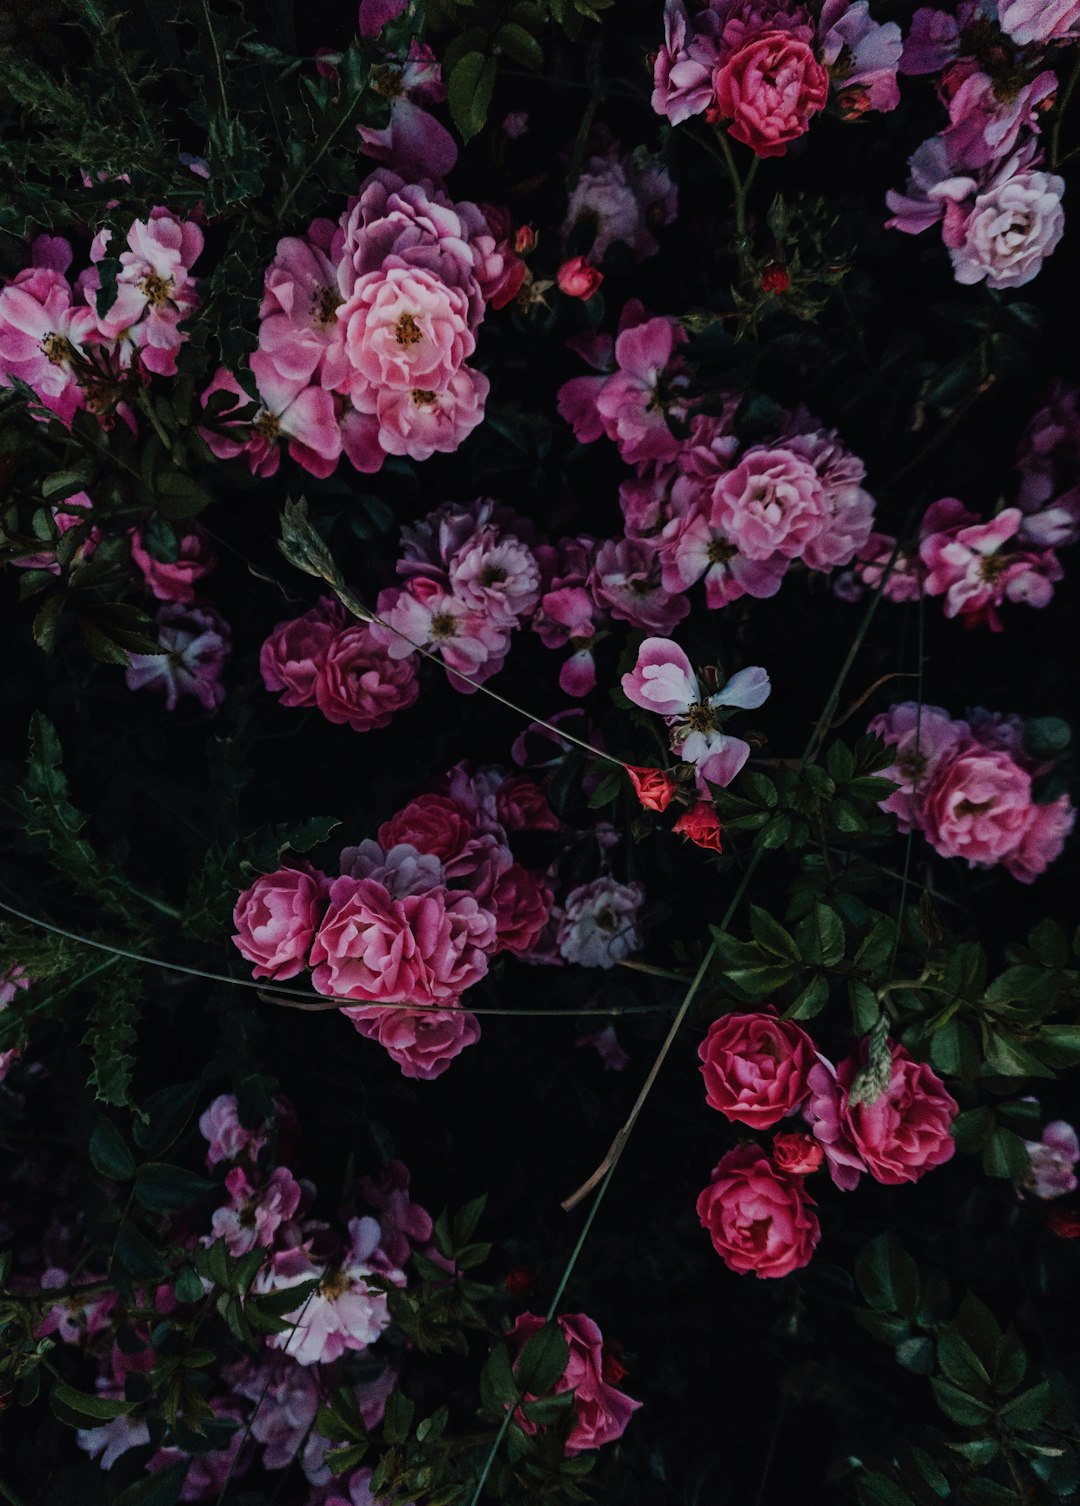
[868,701,972,830]
[1006,795,1075,884]
[1024,1120,1080,1200]
[697,1145,820,1278]
[494,774,560,832]
[713,446,828,562]
[90,208,203,377]
[0,265,97,424]
[589,536,690,635]
[199,1094,267,1168]
[233,866,329,981]
[556,256,603,300]
[260,596,349,709]
[508,1312,641,1455]
[998,0,1080,46]
[315,622,419,732]
[819,0,902,117]
[344,999,481,1079]
[698,1007,816,1129]
[772,1131,824,1176]
[949,166,1065,292]
[447,525,541,627]
[358,1159,434,1266]
[595,316,689,464]
[210,1165,302,1255]
[129,523,216,604]
[371,578,507,687]
[372,365,488,461]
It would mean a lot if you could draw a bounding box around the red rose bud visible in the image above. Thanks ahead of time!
[1048,1207,1080,1240]
[514,224,537,255]
[625,764,677,812]
[772,1131,825,1176]
[504,1265,536,1294]
[673,802,723,852]
[557,256,603,300]
[760,263,790,295]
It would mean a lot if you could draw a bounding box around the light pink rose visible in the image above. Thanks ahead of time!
[782,425,876,571]
[805,1044,957,1190]
[310,875,495,1004]
[260,596,349,709]
[696,1145,820,1278]
[233,866,329,981]
[1024,1120,1080,1199]
[341,265,473,395]
[922,746,1038,868]
[659,504,788,608]
[447,525,541,627]
[713,446,828,562]
[949,168,1065,292]
[343,999,481,1080]
[372,364,488,461]
[711,31,829,158]
[0,265,97,425]
[508,1311,641,1455]
[1006,795,1075,883]
[315,622,419,732]
[698,1007,816,1129]
[998,0,1080,46]
[209,1165,302,1255]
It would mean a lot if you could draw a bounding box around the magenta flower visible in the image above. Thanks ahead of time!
[315,622,420,732]
[344,999,482,1080]
[594,316,689,464]
[508,1311,641,1454]
[88,207,203,376]
[209,1165,302,1255]
[713,446,828,562]
[232,866,329,981]
[260,596,349,709]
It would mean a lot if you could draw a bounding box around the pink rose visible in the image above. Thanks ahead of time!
[698,1007,816,1129]
[372,364,488,461]
[129,524,217,604]
[556,256,604,300]
[868,701,972,831]
[772,1131,824,1176]
[713,447,828,562]
[232,866,329,981]
[494,774,560,832]
[804,1044,957,1190]
[696,1145,820,1278]
[922,746,1037,868]
[315,622,419,732]
[310,875,495,1004]
[710,31,829,158]
[950,168,1065,292]
[258,230,349,390]
[260,597,348,709]
[343,999,481,1080]
[508,1312,641,1455]
[1006,796,1075,884]
[491,862,552,956]
[378,793,473,863]
[341,266,474,393]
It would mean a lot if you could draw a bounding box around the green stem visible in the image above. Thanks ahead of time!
[1050,49,1080,170]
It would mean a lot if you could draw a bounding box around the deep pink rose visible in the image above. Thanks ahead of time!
[508,1312,641,1455]
[260,597,347,709]
[378,793,473,863]
[491,863,553,956]
[315,622,419,732]
[344,1000,481,1079]
[494,774,560,833]
[710,31,829,158]
[232,865,329,981]
[804,1044,957,1190]
[772,1131,824,1176]
[698,1006,816,1129]
[922,746,1036,868]
[310,875,495,1004]
[696,1145,820,1278]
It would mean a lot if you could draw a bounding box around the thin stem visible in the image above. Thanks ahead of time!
[201,0,231,119]
[1051,49,1080,170]
[887,585,925,980]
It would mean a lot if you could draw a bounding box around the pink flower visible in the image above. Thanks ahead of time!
[557,877,645,969]
[1024,1121,1080,1199]
[491,862,552,956]
[819,0,902,117]
[343,1000,481,1080]
[199,1094,267,1168]
[556,256,604,300]
[868,701,972,830]
[89,208,203,376]
[315,622,419,732]
[564,159,641,263]
[1007,795,1075,884]
[0,265,97,424]
[943,69,1057,172]
[589,536,690,635]
[447,525,541,627]
[919,502,1061,627]
[210,1165,302,1255]
[371,364,488,461]
[378,793,474,863]
[227,1358,318,1471]
[713,446,828,562]
[494,774,560,833]
[922,746,1045,870]
[255,1219,401,1366]
[772,1131,824,1176]
[594,316,689,464]
[260,597,349,709]
[200,360,342,479]
[782,425,876,571]
[998,0,1080,46]
[258,230,349,390]
[358,1159,433,1266]
[129,523,216,604]
[233,866,329,981]
[576,1024,630,1071]
[846,532,926,603]
[625,765,678,812]
[371,578,507,687]
[804,1044,957,1191]
[1015,384,1080,548]
[696,1146,820,1278]
[125,604,230,713]
[949,165,1065,291]
[652,0,721,125]
[341,266,474,395]
[310,875,495,1004]
[901,7,959,74]
[508,1312,641,1455]
[698,1007,816,1129]
[659,504,788,609]
[711,31,829,157]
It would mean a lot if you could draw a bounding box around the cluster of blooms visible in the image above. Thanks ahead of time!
[558,305,879,624]
[838,388,1080,626]
[695,1008,958,1277]
[652,0,902,151]
[232,760,648,1078]
[201,168,525,477]
[887,3,1069,290]
[31,1092,639,1493]
[0,214,204,424]
[870,701,1075,882]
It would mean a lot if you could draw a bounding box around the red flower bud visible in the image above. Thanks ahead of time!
[514,224,537,255]
[601,1344,627,1386]
[760,263,790,295]
[772,1131,824,1176]
[625,764,677,812]
[1048,1207,1080,1240]
[673,802,723,852]
[556,256,603,300]
[504,1265,536,1294]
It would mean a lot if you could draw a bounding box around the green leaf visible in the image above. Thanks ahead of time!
[116,1461,190,1506]
[89,1118,136,1181]
[51,1380,135,1425]
[930,1379,993,1427]
[447,51,497,140]
[785,974,829,1020]
[937,1332,991,1394]
[84,964,140,1109]
[134,1162,214,1212]
[983,1029,1055,1079]
[495,21,542,69]
[749,905,800,961]
[514,1322,569,1396]
[998,1380,1051,1431]
[133,1081,202,1157]
[174,1267,205,1305]
[855,1233,920,1316]
[982,1127,1031,1181]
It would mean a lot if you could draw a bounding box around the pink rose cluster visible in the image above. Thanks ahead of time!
[507,1311,642,1455]
[695,1007,958,1278]
[0,212,203,426]
[870,701,1075,883]
[559,311,879,620]
[653,0,901,153]
[200,169,525,478]
[887,7,1065,290]
[231,763,567,1079]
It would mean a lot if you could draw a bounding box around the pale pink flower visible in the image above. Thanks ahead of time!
[227,1358,318,1471]
[199,1094,268,1168]
[89,208,203,376]
[998,0,1080,46]
[1015,384,1080,548]
[371,578,507,686]
[557,877,645,969]
[372,365,488,461]
[1024,1121,1080,1199]
[233,866,328,981]
[919,501,1061,626]
[129,523,216,604]
[447,525,541,627]
[0,265,97,424]
[344,1000,481,1080]
[125,604,230,713]
[659,505,788,608]
[199,361,341,480]
[534,584,601,697]
[782,424,876,571]
[594,316,689,464]
[341,266,473,395]
[210,1165,302,1255]
[819,0,902,117]
[258,229,350,389]
[949,166,1065,291]
[868,702,971,830]
[564,156,642,262]
[76,1386,151,1469]
[922,746,1039,869]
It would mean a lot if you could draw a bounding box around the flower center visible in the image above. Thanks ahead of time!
[411,388,436,406]
[594,908,616,932]
[371,63,405,99]
[253,411,281,440]
[979,553,1008,582]
[395,312,423,346]
[139,272,174,308]
[311,284,342,329]
[685,702,715,734]
[480,565,508,587]
[429,611,458,642]
[319,1268,350,1300]
[707,537,737,565]
[41,332,74,365]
